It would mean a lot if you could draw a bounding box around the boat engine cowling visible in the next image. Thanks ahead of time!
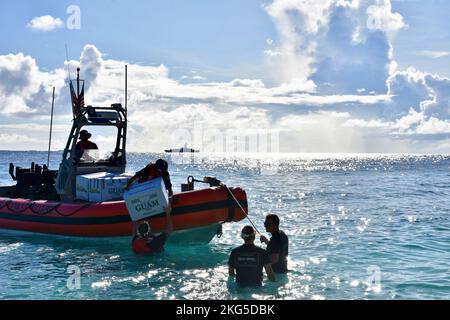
[9,162,59,200]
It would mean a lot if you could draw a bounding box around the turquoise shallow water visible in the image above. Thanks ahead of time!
[0,151,449,300]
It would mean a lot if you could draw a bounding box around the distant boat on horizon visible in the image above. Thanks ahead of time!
[165,143,199,153]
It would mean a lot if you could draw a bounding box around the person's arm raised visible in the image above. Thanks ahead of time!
[260,235,269,245]
[125,175,137,191]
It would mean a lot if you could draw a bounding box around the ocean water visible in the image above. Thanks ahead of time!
[0,151,449,300]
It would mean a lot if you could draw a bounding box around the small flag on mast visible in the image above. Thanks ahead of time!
[79,83,85,108]
[69,79,85,118]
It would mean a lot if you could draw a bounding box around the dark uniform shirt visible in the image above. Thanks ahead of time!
[267,230,289,273]
[228,243,270,287]
[132,233,167,255]
[135,163,172,191]
[75,140,98,162]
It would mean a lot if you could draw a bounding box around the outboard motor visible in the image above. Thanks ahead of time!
[9,162,59,200]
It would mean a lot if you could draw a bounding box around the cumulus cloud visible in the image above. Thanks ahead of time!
[0,52,63,115]
[338,66,450,140]
[386,68,450,121]
[260,0,450,149]
[0,54,64,116]
[27,15,64,32]
[366,0,406,33]
[264,0,406,94]
[79,45,103,88]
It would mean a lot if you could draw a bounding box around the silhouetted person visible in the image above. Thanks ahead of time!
[229,225,276,287]
[75,130,98,162]
[260,214,289,273]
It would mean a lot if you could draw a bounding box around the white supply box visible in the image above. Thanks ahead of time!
[76,172,111,201]
[89,173,133,202]
[76,172,133,202]
[123,178,169,221]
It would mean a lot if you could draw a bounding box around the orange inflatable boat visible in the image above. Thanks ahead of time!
[0,69,249,239]
[0,186,247,237]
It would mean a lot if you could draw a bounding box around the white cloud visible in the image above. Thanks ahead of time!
[27,15,64,32]
[0,133,38,144]
[79,45,103,88]
[391,109,450,136]
[416,50,450,59]
[264,0,406,95]
[264,50,282,57]
[387,68,450,120]
[366,0,406,32]
[179,74,207,81]
[192,75,207,81]
[0,52,65,116]
[344,118,392,128]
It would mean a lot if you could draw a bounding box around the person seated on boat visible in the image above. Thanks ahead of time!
[75,130,99,162]
[228,225,276,287]
[132,205,173,254]
[125,159,173,197]
[260,214,289,273]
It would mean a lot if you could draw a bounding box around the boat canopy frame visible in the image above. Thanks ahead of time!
[55,69,128,202]
[62,104,128,166]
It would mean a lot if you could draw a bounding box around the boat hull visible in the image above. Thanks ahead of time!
[0,187,247,237]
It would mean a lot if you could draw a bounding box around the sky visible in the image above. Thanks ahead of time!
[1,0,450,153]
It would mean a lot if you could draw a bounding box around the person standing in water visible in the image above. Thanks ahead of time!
[229,225,276,287]
[260,214,289,273]
[132,205,173,254]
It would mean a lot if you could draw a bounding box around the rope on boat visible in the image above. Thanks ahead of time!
[222,184,261,235]
[54,203,92,217]
[0,199,91,217]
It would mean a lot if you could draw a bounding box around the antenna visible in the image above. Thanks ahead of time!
[47,87,56,167]
[77,67,80,96]
[125,65,128,112]
[65,44,72,82]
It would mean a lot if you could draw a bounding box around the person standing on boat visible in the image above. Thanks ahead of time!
[260,214,289,274]
[228,225,276,287]
[125,159,174,197]
[132,205,173,254]
[75,130,98,162]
